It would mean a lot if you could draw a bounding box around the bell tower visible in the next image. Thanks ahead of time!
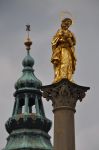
[4,25,52,150]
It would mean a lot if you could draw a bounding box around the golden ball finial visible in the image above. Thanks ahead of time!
[24,37,32,51]
[24,24,32,51]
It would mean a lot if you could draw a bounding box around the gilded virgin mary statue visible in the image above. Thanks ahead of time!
[51,18,76,83]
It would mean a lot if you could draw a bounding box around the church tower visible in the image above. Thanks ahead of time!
[4,25,52,150]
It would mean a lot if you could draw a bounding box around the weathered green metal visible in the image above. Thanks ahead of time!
[5,129,52,150]
[15,51,42,90]
[4,47,52,150]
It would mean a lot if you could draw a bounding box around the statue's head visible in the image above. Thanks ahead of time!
[61,18,72,29]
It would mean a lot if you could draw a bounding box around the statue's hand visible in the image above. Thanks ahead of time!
[67,38,74,47]
[51,59,60,65]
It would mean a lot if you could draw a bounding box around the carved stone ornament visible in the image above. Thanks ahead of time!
[41,79,90,110]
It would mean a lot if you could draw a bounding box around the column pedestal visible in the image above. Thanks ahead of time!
[41,79,90,150]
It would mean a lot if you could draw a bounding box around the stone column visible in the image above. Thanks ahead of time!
[14,96,19,115]
[24,93,29,114]
[41,79,90,150]
[54,107,75,150]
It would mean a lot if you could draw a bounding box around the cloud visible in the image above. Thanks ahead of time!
[0,0,99,149]
[76,124,99,150]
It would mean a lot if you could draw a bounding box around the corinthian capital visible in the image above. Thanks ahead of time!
[41,79,90,111]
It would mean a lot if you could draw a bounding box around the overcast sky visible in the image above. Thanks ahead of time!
[0,0,99,149]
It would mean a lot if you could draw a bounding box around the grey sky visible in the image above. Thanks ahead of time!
[0,0,99,149]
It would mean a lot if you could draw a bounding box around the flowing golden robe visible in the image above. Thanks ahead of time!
[51,28,76,83]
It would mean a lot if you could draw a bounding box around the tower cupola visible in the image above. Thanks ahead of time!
[4,25,52,150]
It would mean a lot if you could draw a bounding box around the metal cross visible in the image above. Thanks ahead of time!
[26,24,31,38]
[26,24,30,31]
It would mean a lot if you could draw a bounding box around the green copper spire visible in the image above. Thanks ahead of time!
[15,25,42,91]
[4,25,52,150]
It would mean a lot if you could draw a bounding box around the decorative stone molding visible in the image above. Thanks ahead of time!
[41,79,90,110]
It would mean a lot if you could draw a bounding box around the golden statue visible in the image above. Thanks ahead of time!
[51,18,76,83]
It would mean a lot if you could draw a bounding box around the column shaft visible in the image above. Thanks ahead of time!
[24,94,29,114]
[12,100,16,116]
[54,107,75,150]
[14,96,19,115]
